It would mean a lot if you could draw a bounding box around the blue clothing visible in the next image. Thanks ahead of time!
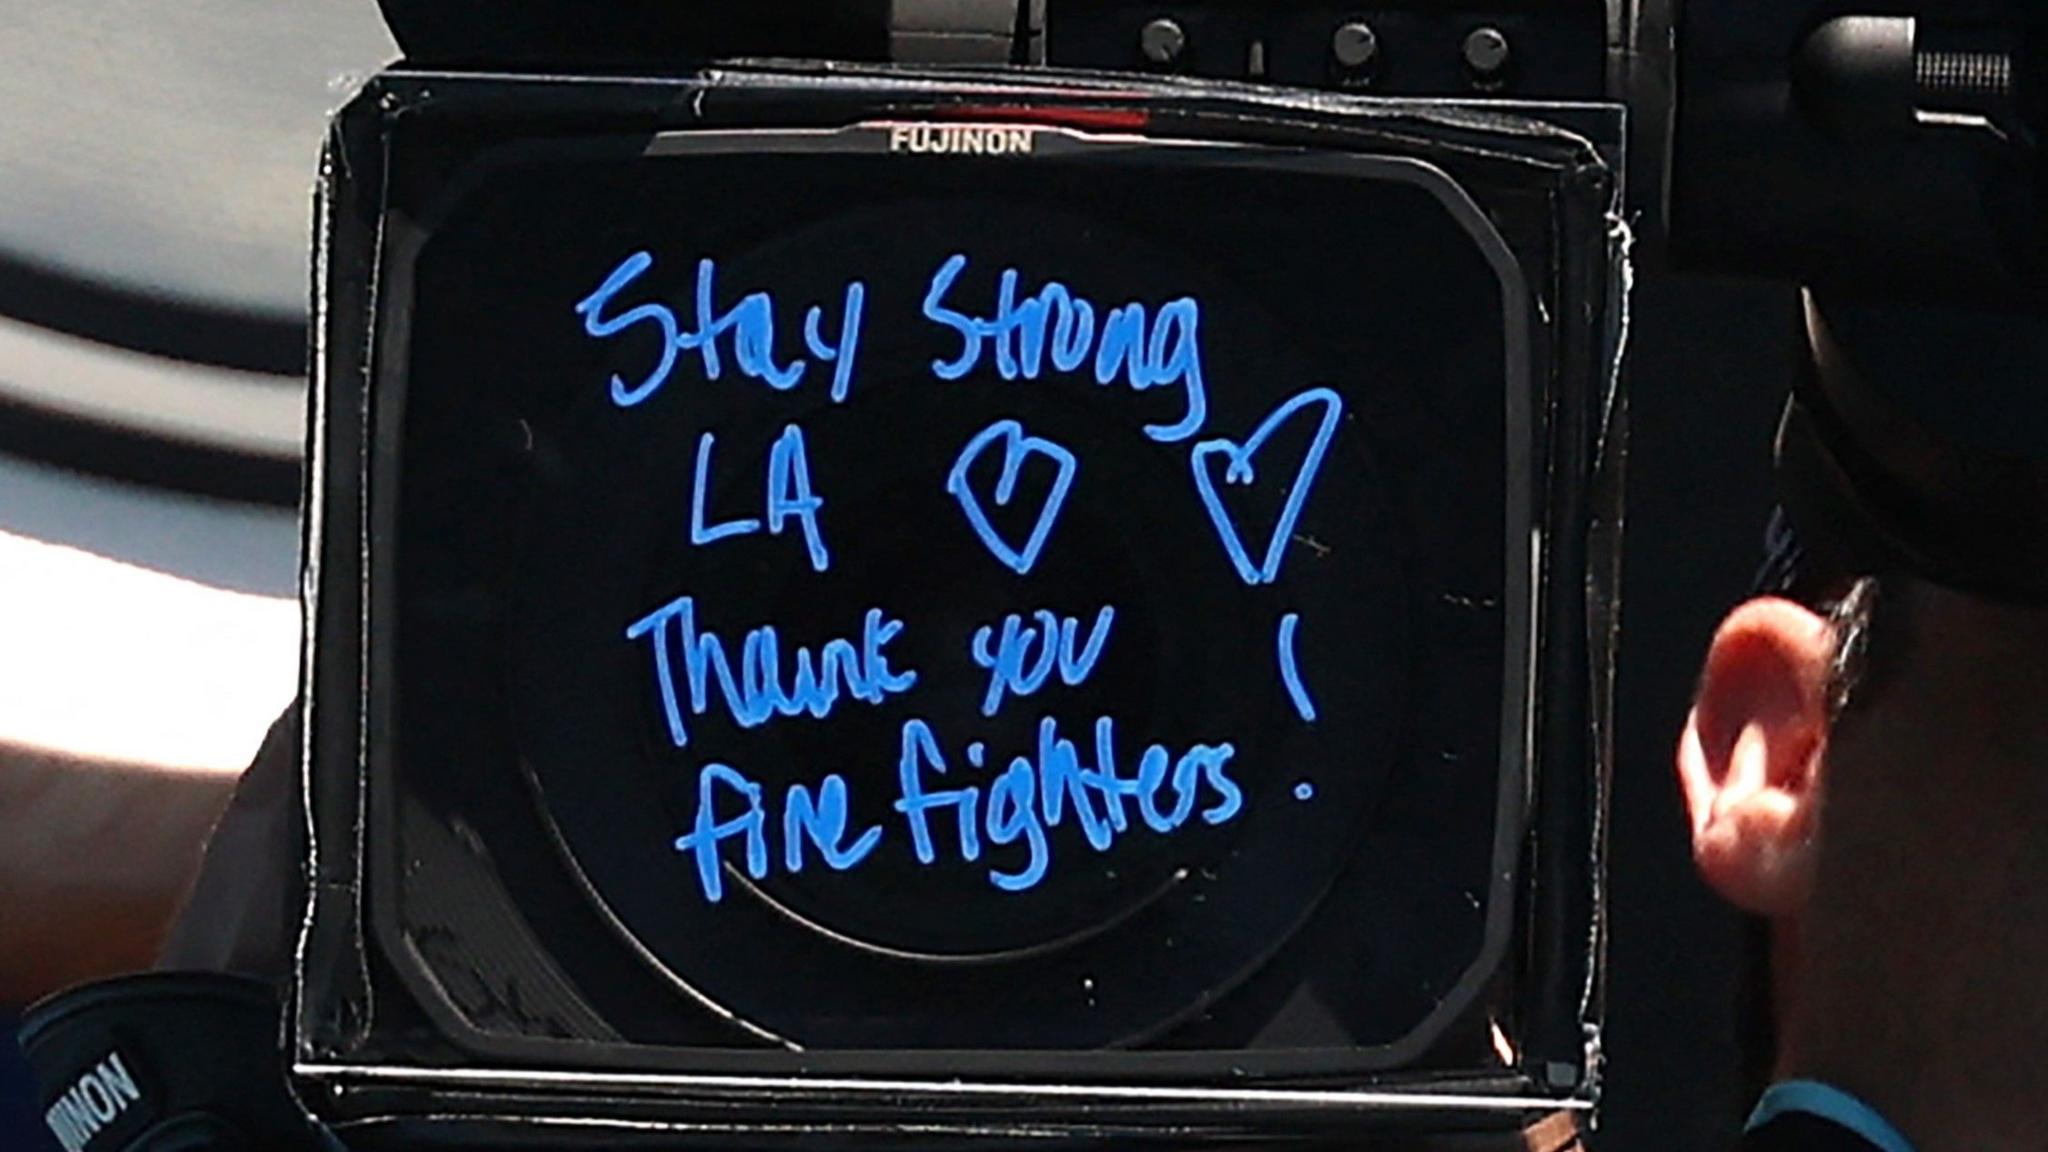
[1746,1079,1914,1152]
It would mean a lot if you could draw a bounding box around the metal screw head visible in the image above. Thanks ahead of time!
[1331,21,1379,70]
[1463,26,1511,77]
[1140,17,1187,66]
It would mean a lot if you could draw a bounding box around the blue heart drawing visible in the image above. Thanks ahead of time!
[1190,387,1345,585]
[947,419,1080,576]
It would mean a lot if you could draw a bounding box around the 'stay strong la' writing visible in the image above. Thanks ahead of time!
[581,248,1336,903]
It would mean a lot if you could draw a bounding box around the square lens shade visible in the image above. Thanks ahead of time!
[372,120,1537,1072]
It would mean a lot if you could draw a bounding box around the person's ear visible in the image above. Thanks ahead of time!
[1676,597,1836,919]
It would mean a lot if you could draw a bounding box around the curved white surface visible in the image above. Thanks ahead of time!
[0,311,304,460]
[0,455,298,772]
[0,0,395,317]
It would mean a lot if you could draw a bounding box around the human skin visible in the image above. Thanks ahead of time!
[0,742,236,1004]
[0,530,291,1006]
[1678,584,2048,1152]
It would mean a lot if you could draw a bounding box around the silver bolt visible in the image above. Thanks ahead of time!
[1140,17,1187,66]
[1463,26,1511,78]
[1332,21,1379,70]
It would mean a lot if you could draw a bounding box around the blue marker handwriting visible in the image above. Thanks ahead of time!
[588,250,1321,903]
[671,713,1243,901]
[1276,612,1317,723]
[1191,387,1345,585]
[575,251,866,408]
[970,606,1115,716]
[674,764,883,902]
[923,254,1208,442]
[626,596,917,747]
[690,425,832,573]
[896,714,1241,892]
[946,419,1078,576]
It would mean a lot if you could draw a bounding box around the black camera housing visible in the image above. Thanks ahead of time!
[292,62,1626,1146]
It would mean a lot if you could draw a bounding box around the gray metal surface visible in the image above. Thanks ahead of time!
[0,0,394,319]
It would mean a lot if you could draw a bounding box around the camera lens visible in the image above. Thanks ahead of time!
[395,137,1514,1052]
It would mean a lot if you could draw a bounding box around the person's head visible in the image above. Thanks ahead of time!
[1677,548,2048,1145]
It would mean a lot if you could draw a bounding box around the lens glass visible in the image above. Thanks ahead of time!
[390,128,1521,1058]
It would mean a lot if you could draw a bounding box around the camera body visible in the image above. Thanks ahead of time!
[289,58,1627,1147]
[22,4,2048,1151]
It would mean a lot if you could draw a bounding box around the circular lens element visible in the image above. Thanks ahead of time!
[392,133,1518,1053]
